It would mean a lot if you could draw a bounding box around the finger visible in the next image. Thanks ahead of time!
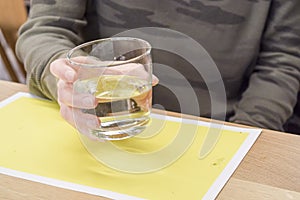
[152,74,159,86]
[59,103,103,141]
[50,58,78,83]
[51,56,109,82]
[107,63,155,81]
[57,79,97,108]
[117,63,159,85]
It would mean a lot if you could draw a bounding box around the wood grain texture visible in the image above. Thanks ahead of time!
[0,174,108,200]
[218,178,300,200]
[0,80,299,200]
[233,131,300,192]
[0,80,28,101]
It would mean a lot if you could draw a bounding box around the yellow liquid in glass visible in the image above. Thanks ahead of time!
[74,75,152,140]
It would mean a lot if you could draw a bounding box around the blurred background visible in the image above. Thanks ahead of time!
[0,0,29,84]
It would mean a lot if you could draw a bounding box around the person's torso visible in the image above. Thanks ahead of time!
[83,0,271,117]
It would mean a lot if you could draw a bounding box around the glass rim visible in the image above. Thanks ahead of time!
[66,37,151,68]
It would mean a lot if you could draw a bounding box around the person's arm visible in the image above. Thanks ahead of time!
[230,1,300,131]
[16,0,87,100]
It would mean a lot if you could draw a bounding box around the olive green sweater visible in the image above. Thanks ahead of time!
[16,0,300,131]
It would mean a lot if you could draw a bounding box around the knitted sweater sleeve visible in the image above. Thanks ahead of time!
[16,0,87,100]
[230,0,300,130]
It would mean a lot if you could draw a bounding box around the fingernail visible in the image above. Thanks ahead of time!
[65,70,75,82]
[83,97,95,107]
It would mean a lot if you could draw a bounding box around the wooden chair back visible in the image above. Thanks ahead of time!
[0,0,27,82]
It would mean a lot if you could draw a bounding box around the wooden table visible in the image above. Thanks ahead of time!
[0,80,299,200]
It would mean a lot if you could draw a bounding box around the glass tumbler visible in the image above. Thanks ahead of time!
[67,37,153,140]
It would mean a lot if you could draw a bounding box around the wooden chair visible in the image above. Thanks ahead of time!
[0,0,27,83]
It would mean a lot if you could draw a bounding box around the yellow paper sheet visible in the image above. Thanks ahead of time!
[0,94,259,199]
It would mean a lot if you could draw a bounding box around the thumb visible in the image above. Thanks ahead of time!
[152,75,159,86]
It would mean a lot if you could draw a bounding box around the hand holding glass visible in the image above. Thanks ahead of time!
[67,37,154,140]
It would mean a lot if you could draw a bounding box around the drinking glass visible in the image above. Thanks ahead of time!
[67,37,153,140]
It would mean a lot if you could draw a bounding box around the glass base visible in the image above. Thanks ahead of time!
[90,118,149,140]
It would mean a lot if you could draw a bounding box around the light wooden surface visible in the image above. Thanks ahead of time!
[0,80,299,200]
